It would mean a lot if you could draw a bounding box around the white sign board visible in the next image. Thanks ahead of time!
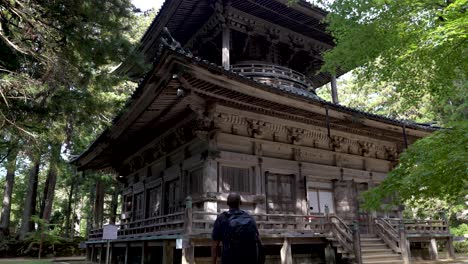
[102,224,118,240]
[176,238,190,249]
[176,238,183,249]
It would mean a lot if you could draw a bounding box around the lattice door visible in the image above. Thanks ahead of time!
[266,172,295,214]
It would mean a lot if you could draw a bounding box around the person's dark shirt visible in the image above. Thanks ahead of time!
[212,209,259,264]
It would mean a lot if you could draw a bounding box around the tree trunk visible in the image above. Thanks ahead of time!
[0,147,19,237]
[19,153,41,239]
[86,175,95,238]
[109,182,119,225]
[93,180,105,228]
[70,172,83,238]
[41,143,61,222]
[64,176,76,237]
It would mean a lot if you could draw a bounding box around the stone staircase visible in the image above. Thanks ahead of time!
[360,234,404,264]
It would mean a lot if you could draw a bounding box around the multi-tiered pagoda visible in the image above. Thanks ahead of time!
[73,0,454,263]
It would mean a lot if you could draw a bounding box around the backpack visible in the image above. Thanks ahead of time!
[223,211,265,264]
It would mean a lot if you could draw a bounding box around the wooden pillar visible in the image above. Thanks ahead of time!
[446,237,456,260]
[163,240,174,264]
[94,181,105,228]
[185,197,193,234]
[330,75,338,104]
[441,211,456,260]
[141,241,146,264]
[222,26,230,70]
[99,246,104,264]
[324,243,336,264]
[428,238,438,260]
[109,243,113,264]
[399,221,411,264]
[297,162,307,215]
[91,244,95,263]
[105,241,111,264]
[124,243,129,264]
[182,242,194,264]
[280,238,292,264]
[352,221,362,264]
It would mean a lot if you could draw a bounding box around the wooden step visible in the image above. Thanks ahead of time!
[361,248,395,254]
[360,238,382,242]
[363,261,403,264]
[360,234,378,238]
[361,245,389,250]
[362,254,402,261]
[362,260,403,264]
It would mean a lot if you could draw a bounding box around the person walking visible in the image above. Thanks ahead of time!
[211,193,264,264]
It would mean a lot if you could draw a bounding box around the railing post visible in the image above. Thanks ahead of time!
[352,220,362,264]
[182,196,194,264]
[399,220,411,264]
[184,196,193,234]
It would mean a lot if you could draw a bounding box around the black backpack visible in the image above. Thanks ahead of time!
[224,211,265,264]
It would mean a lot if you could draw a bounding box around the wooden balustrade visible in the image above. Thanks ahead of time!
[88,212,185,241]
[385,218,449,235]
[88,213,450,242]
[231,63,314,90]
[191,211,329,236]
[89,211,331,241]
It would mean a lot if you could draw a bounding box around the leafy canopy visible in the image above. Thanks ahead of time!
[307,0,468,209]
[321,0,467,106]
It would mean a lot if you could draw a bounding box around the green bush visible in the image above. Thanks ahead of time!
[451,223,468,237]
[454,241,468,253]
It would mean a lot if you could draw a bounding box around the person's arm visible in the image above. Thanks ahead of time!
[211,240,220,264]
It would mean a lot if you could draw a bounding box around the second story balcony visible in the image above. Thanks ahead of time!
[231,62,316,94]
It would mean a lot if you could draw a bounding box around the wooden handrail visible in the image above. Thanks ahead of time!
[374,218,401,253]
[378,218,399,236]
[328,215,355,258]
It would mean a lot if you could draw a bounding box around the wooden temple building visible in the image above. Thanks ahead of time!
[73,0,455,263]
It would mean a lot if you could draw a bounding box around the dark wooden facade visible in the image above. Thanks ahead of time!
[74,1,454,263]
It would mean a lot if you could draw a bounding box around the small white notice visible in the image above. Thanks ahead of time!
[176,238,183,249]
[102,224,118,240]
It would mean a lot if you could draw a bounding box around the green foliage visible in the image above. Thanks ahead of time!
[316,72,436,123]
[452,224,468,237]
[0,0,140,146]
[454,241,468,254]
[321,0,467,109]
[0,261,51,264]
[363,121,468,209]
[0,0,147,256]
[309,0,468,210]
